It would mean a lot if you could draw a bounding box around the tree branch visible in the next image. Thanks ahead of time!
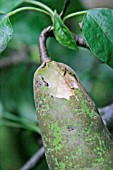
[0,50,38,69]
[60,0,71,19]
[39,26,52,63]
[19,147,45,170]
[99,104,113,131]
[72,33,89,49]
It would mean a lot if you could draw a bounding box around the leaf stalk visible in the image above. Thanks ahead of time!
[64,10,87,21]
[24,0,54,21]
[8,6,51,18]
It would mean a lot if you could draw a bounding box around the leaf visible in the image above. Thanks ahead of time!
[0,119,40,133]
[0,0,24,13]
[53,11,77,50]
[1,112,40,133]
[82,8,113,68]
[0,13,13,54]
[0,120,26,129]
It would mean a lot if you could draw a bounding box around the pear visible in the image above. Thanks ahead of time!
[33,60,113,170]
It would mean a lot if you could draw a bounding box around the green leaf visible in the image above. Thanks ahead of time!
[1,112,40,134]
[0,119,40,133]
[0,120,26,129]
[0,0,23,13]
[82,8,113,68]
[0,14,13,54]
[53,11,77,50]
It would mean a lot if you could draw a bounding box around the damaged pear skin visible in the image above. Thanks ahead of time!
[34,61,113,170]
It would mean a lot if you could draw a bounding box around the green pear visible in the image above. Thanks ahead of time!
[33,60,113,170]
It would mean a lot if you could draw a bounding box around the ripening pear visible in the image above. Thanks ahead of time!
[33,60,113,170]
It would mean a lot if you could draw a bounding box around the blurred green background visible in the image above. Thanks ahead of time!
[0,0,113,169]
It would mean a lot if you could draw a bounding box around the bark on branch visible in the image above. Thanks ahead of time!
[72,33,89,49]
[60,0,71,19]
[19,147,45,170]
[0,50,38,69]
[99,103,113,131]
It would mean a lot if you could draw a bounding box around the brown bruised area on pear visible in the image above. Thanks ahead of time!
[34,60,95,103]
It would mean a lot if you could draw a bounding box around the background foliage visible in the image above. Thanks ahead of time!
[0,0,113,169]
